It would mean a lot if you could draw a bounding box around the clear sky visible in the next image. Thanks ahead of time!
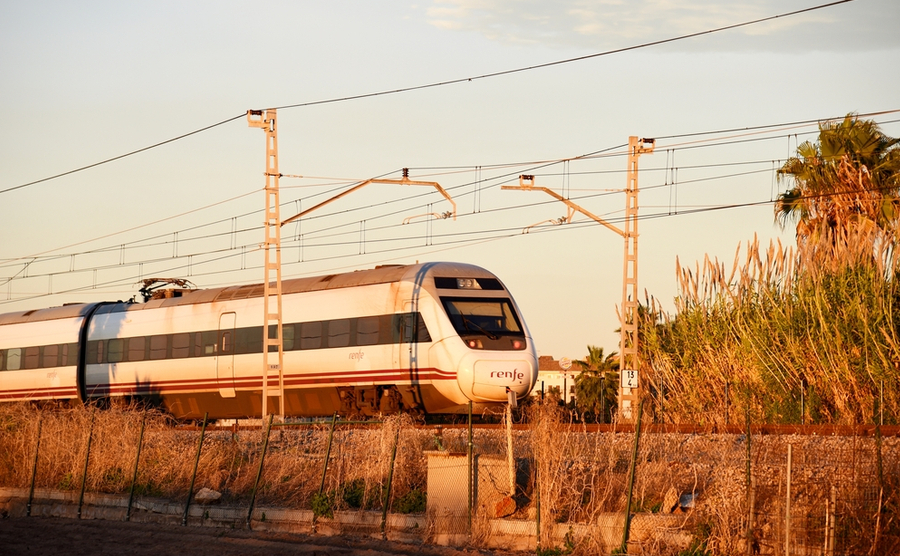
[1,0,899,361]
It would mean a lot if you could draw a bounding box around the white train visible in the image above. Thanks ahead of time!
[0,262,538,419]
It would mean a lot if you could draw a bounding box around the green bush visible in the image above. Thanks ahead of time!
[393,489,426,514]
[311,491,334,519]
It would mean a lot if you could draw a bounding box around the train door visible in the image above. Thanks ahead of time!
[394,302,425,411]
[217,312,236,398]
[396,303,416,371]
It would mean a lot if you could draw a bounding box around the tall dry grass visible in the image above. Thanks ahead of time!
[0,403,425,512]
[641,224,900,425]
[0,402,896,553]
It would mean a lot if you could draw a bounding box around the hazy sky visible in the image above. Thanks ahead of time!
[1,0,898,360]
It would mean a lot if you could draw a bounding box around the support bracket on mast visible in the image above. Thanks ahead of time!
[281,168,456,227]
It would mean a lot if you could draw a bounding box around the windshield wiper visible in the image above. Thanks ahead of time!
[461,315,499,340]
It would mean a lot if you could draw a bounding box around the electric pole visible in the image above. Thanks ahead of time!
[248,109,285,420]
[247,110,456,420]
[619,136,655,421]
[502,136,654,422]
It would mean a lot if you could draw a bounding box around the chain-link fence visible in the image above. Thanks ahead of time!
[0,403,897,555]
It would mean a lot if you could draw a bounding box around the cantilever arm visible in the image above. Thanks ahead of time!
[281,171,456,227]
[501,175,626,238]
[402,211,454,225]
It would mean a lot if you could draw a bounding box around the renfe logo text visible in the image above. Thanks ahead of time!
[490,369,524,382]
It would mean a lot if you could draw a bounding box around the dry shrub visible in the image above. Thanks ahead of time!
[1,403,896,553]
[0,403,427,508]
[198,412,430,513]
[526,401,638,554]
[0,403,40,488]
[0,402,174,494]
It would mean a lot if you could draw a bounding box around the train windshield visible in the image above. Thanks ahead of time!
[440,297,523,338]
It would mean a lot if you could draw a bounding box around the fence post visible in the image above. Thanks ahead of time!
[467,401,473,537]
[77,410,96,520]
[600,387,605,424]
[381,422,401,539]
[873,425,884,552]
[247,414,274,530]
[745,408,753,556]
[26,415,43,517]
[826,485,836,556]
[125,412,147,521]
[725,381,729,425]
[800,383,805,425]
[619,399,644,554]
[785,443,792,556]
[182,412,208,526]
[505,404,515,497]
[318,412,338,496]
[535,449,541,553]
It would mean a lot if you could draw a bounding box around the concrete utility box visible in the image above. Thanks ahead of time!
[424,451,520,546]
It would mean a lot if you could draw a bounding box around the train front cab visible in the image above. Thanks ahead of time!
[426,272,537,408]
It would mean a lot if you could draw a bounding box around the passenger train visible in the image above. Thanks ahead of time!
[0,262,538,419]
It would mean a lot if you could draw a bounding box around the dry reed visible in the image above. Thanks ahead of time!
[642,222,900,425]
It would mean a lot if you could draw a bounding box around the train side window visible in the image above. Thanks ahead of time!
[128,337,146,362]
[64,343,78,366]
[172,333,191,359]
[95,341,105,364]
[282,325,295,351]
[202,331,217,355]
[265,324,290,352]
[328,319,350,348]
[393,314,411,343]
[356,316,379,346]
[193,331,218,356]
[43,344,60,368]
[394,313,430,343]
[300,322,322,350]
[150,336,168,360]
[0,350,4,371]
[107,339,125,363]
[24,346,40,369]
[416,315,432,342]
[85,341,99,364]
[220,331,233,354]
[6,348,20,371]
[378,315,393,344]
[235,327,261,355]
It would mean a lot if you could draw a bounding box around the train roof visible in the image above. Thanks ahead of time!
[0,262,500,323]
[0,302,101,326]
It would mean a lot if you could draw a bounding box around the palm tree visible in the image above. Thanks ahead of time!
[573,345,619,422]
[776,115,900,244]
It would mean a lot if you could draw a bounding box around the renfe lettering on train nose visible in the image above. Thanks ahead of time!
[490,369,524,382]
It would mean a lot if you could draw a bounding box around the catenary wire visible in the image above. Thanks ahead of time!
[4,112,898,295]
[0,120,880,274]
[3,175,894,302]
[7,112,897,270]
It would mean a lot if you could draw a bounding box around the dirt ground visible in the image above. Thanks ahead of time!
[0,516,518,556]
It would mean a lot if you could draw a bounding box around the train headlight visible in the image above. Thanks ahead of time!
[466,339,484,349]
[456,278,481,290]
[511,339,524,350]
